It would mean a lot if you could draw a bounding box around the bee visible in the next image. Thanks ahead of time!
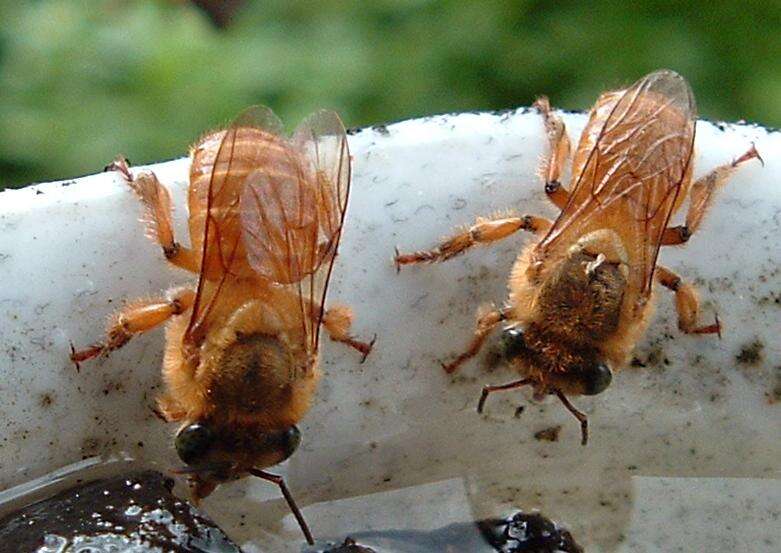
[394,70,762,445]
[70,106,375,544]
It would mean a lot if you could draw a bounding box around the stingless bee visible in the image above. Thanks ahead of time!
[394,70,762,445]
[71,106,375,544]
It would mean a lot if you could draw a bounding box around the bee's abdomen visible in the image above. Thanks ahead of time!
[187,127,295,275]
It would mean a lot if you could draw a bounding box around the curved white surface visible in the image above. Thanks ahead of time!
[0,108,779,552]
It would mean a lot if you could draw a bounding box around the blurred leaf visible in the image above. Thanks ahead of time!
[0,0,779,188]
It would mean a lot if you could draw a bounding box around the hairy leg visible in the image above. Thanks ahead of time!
[394,215,551,269]
[661,144,762,246]
[70,287,195,367]
[442,306,513,374]
[656,265,720,336]
[534,96,572,210]
[106,157,199,271]
[322,305,376,362]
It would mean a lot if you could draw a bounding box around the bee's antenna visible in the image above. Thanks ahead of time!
[554,389,589,446]
[248,469,314,545]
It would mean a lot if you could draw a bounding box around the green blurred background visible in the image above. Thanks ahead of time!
[1,0,779,189]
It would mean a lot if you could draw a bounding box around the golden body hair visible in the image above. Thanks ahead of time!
[71,107,373,544]
[395,70,761,444]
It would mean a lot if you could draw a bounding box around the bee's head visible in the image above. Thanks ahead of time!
[500,326,612,397]
[174,421,302,499]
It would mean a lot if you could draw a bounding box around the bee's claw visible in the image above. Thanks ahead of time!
[532,96,550,114]
[359,334,377,364]
[733,143,763,168]
[393,246,402,274]
[440,360,457,374]
[714,313,722,340]
[752,143,765,167]
[104,156,132,181]
[68,342,81,373]
[149,405,167,422]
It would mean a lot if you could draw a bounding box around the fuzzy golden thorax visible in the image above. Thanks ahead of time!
[507,246,626,397]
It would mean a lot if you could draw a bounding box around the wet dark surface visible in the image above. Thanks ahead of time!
[0,470,241,553]
[478,512,584,553]
[314,511,582,553]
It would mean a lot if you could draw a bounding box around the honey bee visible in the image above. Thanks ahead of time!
[394,70,762,445]
[70,106,374,544]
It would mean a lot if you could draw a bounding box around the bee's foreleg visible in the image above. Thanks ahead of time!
[322,305,376,362]
[106,156,199,272]
[442,305,513,374]
[656,266,721,337]
[70,287,195,367]
[661,143,762,246]
[394,215,551,270]
[534,96,571,210]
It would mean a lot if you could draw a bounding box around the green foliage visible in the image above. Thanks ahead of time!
[1,0,779,188]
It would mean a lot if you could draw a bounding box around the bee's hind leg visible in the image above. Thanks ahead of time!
[656,266,721,337]
[534,96,572,210]
[394,215,551,269]
[322,305,376,362]
[105,156,199,272]
[70,287,195,368]
[661,144,762,246]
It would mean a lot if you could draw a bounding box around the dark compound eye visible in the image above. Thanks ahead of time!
[500,327,528,359]
[278,425,301,462]
[255,425,302,464]
[175,422,215,465]
[580,362,612,396]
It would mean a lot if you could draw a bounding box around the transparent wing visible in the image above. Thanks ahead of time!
[240,110,351,354]
[538,70,696,301]
[184,106,285,347]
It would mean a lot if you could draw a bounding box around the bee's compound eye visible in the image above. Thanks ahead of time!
[501,327,527,359]
[280,425,301,461]
[581,362,612,395]
[175,422,215,465]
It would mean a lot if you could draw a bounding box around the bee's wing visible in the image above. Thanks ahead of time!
[538,69,696,302]
[240,110,351,355]
[184,105,285,347]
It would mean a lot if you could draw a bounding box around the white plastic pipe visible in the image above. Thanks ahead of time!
[0,109,778,552]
